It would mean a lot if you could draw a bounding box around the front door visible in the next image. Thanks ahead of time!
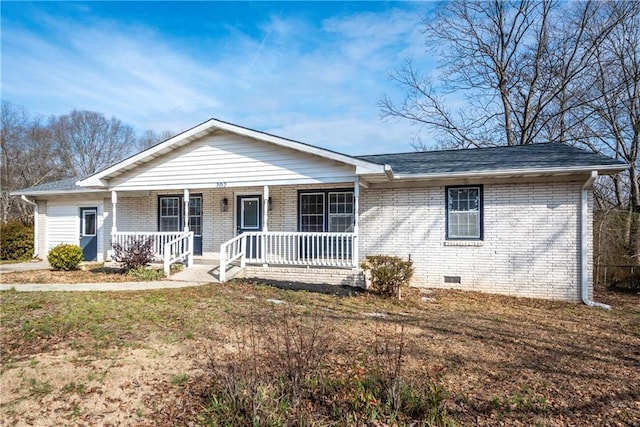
[79,207,98,261]
[236,195,262,259]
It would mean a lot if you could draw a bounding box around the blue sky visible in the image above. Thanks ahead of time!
[1,1,437,154]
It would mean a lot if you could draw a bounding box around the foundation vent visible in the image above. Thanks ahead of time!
[444,276,461,284]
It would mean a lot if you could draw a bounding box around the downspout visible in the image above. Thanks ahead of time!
[581,171,611,309]
[20,195,38,258]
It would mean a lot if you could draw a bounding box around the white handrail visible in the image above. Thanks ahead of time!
[219,233,246,283]
[163,231,194,276]
[218,231,357,282]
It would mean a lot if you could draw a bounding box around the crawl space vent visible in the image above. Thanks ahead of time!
[444,276,461,284]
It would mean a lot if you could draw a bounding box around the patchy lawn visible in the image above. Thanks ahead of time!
[0,283,638,426]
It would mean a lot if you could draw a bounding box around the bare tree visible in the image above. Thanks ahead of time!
[136,129,175,151]
[380,0,619,150]
[0,101,67,222]
[49,110,136,176]
[576,2,640,264]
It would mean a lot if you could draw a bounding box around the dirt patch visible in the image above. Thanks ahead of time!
[0,340,206,426]
[0,266,135,284]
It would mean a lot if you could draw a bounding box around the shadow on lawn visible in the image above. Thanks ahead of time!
[239,277,366,297]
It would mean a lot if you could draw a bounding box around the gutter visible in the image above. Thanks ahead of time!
[581,171,611,309]
[391,164,629,181]
[20,195,39,258]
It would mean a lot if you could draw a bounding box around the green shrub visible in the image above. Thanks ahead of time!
[126,267,164,281]
[0,221,34,261]
[47,244,83,271]
[361,255,414,299]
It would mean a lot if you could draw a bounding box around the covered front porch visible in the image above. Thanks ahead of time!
[108,182,361,280]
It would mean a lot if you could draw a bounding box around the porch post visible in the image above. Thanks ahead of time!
[183,189,190,232]
[263,185,269,232]
[353,179,359,268]
[183,189,193,267]
[262,185,269,265]
[111,191,118,234]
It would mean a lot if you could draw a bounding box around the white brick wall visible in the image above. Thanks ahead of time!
[102,178,590,302]
[359,179,589,302]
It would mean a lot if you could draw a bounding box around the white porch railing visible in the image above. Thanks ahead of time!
[112,231,194,276]
[219,233,247,283]
[219,231,357,283]
[163,232,194,276]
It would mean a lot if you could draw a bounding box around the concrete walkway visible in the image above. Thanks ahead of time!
[0,260,51,273]
[0,280,210,292]
[0,259,218,292]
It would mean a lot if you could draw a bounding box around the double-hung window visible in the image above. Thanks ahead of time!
[446,186,482,239]
[159,197,181,232]
[299,190,354,232]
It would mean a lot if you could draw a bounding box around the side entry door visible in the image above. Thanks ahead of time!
[79,207,98,261]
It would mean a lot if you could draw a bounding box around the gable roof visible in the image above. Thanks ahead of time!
[357,143,628,179]
[12,122,629,197]
[77,118,386,187]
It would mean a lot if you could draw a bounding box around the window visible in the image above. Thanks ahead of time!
[300,193,325,232]
[329,192,354,232]
[82,210,97,236]
[159,197,180,231]
[189,196,202,236]
[446,186,482,239]
[299,190,354,232]
[158,195,203,233]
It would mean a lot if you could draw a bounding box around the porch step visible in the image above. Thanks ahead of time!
[168,262,243,283]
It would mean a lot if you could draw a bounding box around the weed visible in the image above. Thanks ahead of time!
[61,381,85,394]
[171,373,188,385]
[127,267,164,281]
[26,377,52,397]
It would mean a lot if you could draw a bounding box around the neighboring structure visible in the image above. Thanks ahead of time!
[12,118,628,303]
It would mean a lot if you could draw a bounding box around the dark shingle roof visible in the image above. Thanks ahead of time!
[356,143,627,176]
[11,177,96,195]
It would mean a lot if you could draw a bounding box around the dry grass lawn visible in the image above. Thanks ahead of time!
[0,281,638,426]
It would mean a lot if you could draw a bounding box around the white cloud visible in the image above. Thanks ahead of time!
[1,3,437,153]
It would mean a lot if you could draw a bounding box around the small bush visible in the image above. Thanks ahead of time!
[47,244,83,271]
[126,267,164,281]
[113,236,155,271]
[361,255,414,299]
[0,221,34,261]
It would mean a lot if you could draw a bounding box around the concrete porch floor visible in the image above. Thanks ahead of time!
[168,259,224,283]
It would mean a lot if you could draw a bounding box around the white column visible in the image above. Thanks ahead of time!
[353,178,359,268]
[111,191,118,234]
[183,189,190,232]
[263,185,269,232]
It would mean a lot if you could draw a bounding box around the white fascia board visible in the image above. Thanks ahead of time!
[392,164,629,181]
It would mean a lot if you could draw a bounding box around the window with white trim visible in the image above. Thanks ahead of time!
[299,190,354,232]
[188,196,202,236]
[159,197,180,232]
[446,186,482,239]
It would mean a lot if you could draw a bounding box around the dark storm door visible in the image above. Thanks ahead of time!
[79,207,98,261]
[189,196,203,256]
[236,195,262,259]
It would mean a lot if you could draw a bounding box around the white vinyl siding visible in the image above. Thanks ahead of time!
[47,204,78,250]
[110,133,356,191]
[46,200,104,261]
